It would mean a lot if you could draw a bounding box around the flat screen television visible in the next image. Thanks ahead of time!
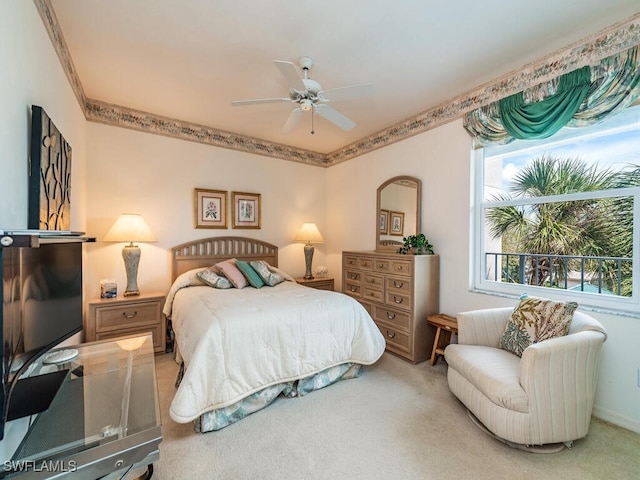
[0,235,84,441]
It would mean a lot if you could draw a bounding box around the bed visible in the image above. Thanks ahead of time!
[163,236,385,432]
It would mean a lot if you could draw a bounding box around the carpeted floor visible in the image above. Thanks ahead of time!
[153,352,640,480]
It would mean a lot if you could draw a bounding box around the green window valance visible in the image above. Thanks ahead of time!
[498,66,591,139]
[464,46,640,147]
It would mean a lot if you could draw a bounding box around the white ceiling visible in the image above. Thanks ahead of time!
[50,0,640,154]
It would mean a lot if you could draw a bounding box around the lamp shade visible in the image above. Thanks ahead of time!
[103,214,157,244]
[293,223,324,244]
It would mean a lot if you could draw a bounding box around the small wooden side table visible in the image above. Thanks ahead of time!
[296,277,334,291]
[427,313,458,366]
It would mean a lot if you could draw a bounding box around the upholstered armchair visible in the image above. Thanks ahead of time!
[444,307,607,447]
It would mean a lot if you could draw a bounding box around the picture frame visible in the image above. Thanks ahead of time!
[232,191,261,229]
[389,211,405,236]
[29,105,72,230]
[379,209,389,234]
[194,188,227,229]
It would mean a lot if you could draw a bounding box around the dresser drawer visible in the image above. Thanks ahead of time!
[95,301,162,332]
[363,273,384,289]
[386,275,412,295]
[373,259,390,273]
[344,269,362,282]
[373,305,411,330]
[344,281,362,298]
[390,259,412,276]
[376,323,411,353]
[358,257,374,271]
[359,300,374,316]
[344,256,360,268]
[385,291,412,312]
[363,286,384,302]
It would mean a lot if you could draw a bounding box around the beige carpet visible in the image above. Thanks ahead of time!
[153,352,640,480]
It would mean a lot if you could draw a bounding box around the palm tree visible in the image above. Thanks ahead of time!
[486,156,626,289]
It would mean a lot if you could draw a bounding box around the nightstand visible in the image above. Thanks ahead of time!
[296,277,334,291]
[87,292,166,353]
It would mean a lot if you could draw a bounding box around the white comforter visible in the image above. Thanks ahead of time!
[166,281,385,423]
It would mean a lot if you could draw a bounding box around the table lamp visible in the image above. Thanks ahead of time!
[103,213,157,297]
[293,222,324,280]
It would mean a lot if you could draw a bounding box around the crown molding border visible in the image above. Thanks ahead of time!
[85,99,328,166]
[35,0,640,168]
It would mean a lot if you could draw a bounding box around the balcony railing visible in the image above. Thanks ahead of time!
[485,252,632,297]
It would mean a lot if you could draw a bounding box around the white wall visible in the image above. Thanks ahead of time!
[0,2,87,231]
[327,119,640,433]
[83,123,328,300]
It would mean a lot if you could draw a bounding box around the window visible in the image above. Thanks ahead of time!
[473,103,640,316]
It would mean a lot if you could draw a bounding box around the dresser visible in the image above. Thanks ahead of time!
[342,251,439,363]
[86,292,166,353]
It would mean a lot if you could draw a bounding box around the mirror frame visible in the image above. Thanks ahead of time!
[376,175,421,252]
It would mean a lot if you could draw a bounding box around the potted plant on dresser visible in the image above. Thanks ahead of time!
[398,233,434,255]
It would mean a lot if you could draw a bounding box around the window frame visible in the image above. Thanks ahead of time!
[472,149,640,318]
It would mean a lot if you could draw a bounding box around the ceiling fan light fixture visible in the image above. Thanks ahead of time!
[300,99,313,111]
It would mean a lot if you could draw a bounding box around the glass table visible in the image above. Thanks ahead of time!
[0,334,162,479]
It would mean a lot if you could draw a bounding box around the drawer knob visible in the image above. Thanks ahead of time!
[386,312,396,320]
[122,310,138,319]
[369,279,375,283]
[378,264,384,268]
[350,274,357,279]
[393,281,404,288]
[386,330,396,339]
[393,296,403,304]
[397,266,403,270]
[350,287,357,292]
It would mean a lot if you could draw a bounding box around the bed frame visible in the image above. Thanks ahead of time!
[171,236,278,281]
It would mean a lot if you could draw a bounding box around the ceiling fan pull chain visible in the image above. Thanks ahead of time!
[311,106,315,135]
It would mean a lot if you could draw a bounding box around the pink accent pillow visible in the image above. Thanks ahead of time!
[215,259,248,289]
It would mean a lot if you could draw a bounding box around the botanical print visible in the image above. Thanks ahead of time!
[389,211,404,236]
[380,209,389,234]
[232,192,261,229]
[204,198,220,220]
[194,188,227,229]
[238,199,255,222]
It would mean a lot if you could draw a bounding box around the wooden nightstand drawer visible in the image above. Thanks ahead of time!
[87,292,166,354]
[95,302,161,331]
[96,324,164,352]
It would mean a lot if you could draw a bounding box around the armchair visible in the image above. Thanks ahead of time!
[444,307,607,448]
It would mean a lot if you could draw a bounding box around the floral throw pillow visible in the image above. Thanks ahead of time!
[196,269,232,289]
[499,293,578,357]
[249,260,285,287]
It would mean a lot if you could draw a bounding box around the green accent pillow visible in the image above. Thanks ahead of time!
[196,269,232,289]
[236,260,265,288]
[249,260,285,287]
[499,293,577,357]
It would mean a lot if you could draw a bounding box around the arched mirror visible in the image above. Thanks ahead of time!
[376,176,421,251]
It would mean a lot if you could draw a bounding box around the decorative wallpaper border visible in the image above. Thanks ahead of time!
[35,0,640,167]
[85,100,327,166]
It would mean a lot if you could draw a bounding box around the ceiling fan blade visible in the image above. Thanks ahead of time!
[274,61,306,92]
[320,82,374,102]
[314,104,356,131]
[232,97,291,106]
[283,108,304,134]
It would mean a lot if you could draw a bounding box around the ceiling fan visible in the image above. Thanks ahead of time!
[232,56,374,134]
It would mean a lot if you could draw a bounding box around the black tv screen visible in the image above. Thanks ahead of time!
[1,238,83,440]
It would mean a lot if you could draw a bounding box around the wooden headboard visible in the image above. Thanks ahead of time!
[170,236,278,281]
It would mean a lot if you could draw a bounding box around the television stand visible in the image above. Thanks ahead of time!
[1,334,162,479]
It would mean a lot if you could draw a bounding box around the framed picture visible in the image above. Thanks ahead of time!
[379,209,389,234]
[232,191,261,229]
[389,211,405,236]
[29,105,72,230]
[194,188,227,229]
